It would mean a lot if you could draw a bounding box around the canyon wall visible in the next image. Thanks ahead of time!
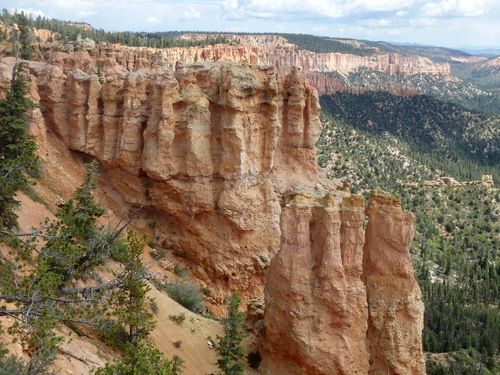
[28,33,451,95]
[0,56,323,306]
[0,54,425,374]
[88,43,450,78]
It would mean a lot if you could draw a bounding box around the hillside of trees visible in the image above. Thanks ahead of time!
[0,9,234,49]
[451,61,500,90]
[318,100,499,374]
[320,91,500,183]
[325,68,500,115]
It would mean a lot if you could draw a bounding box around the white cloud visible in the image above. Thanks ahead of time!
[10,7,45,18]
[146,16,160,24]
[347,0,414,13]
[76,10,98,19]
[221,0,415,21]
[422,0,492,17]
[182,6,202,20]
[312,25,328,33]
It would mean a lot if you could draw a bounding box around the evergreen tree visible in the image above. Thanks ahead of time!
[0,62,39,231]
[14,13,34,60]
[0,163,166,373]
[104,229,156,344]
[92,339,184,375]
[215,292,249,375]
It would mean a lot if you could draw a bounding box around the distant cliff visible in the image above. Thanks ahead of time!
[93,42,450,96]
[20,30,453,96]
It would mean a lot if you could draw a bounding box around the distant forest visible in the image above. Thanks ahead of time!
[0,9,234,48]
[320,91,500,184]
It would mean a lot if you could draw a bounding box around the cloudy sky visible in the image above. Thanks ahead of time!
[4,0,500,50]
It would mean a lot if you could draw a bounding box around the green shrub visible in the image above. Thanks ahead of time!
[164,281,204,313]
[169,313,186,323]
[173,340,182,348]
[173,264,187,277]
[97,324,129,352]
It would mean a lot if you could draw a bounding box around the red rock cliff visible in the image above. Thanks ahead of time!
[0,54,424,373]
[0,56,322,306]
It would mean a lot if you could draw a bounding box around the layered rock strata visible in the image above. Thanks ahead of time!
[260,191,425,375]
[25,31,451,96]
[88,43,450,79]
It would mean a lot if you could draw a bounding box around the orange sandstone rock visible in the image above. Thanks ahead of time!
[1,58,321,306]
[363,191,425,375]
[260,191,425,375]
[0,54,425,372]
[261,193,369,375]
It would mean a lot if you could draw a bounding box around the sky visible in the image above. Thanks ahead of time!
[3,0,500,50]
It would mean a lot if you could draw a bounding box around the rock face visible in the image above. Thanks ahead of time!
[91,43,450,78]
[88,43,450,96]
[26,32,451,96]
[260,191,425,375]
[0,56,321,305]
[0,52,425,373]
[260,193,369,375]
[363,191,425,375]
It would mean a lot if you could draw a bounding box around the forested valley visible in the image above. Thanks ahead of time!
[318,91,499,374]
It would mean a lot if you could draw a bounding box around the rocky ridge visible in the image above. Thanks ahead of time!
[0,51,425,374]
[24,30,452,96]
[97,43,451,97]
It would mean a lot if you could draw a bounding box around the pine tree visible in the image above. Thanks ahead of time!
[0,63,39,231]
[104,229,156,344]
[215,292,249,375]
[92,339,184,375]
[14,13,34,60]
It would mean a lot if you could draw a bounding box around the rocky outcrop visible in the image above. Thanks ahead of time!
[420,175,495,189]
[260,193,369,375]
[0,53,425,373]
[0,56,322,306]
[363,191,425,375]
[260,191,425,375]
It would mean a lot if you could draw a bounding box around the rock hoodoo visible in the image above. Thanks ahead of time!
[0,56,322,305]
[259,191,425,375]
[363,191,425,375]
